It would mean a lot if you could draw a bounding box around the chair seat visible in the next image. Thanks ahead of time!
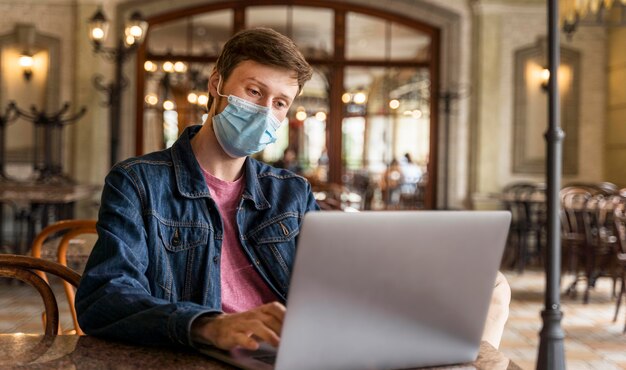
[38,236,95,265]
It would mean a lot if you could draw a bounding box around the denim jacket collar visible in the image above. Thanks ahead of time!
[171,125,271,210]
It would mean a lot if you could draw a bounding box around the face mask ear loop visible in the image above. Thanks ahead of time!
[216,76,228,98]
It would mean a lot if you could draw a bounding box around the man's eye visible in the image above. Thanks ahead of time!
[275,101,287,109]
[248,89,261,96]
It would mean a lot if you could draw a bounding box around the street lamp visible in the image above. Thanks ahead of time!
[87,8,148,167]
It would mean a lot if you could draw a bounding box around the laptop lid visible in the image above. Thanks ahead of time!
[200,211,510,370]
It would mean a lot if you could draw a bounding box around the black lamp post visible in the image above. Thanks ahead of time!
[87,8,148,167]
[537,1,566,369]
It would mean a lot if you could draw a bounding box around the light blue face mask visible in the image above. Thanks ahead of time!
[212,78,283,158]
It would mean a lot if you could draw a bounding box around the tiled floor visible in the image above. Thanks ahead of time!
[1,270,625,369]
[500,270,626,370]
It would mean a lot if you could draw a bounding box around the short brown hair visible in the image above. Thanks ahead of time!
[207,27,313,109]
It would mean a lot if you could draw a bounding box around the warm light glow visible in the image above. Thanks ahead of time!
[163,100,175,110]
[129,25,143,38]
[163,61,174,73]
[145,94,158,106]
[144,61,157,72]
[560,0,626,32]
[187,92,198,104]
[19,55,34,68]
[91,28,105,40]
[403,109,423,119]
[389,99,400,110]
[353,92,367,104]
[125,35,135,46]
[295,111,308,121]
[197,94,209,106]
[541,68,550,83]
[341,93,352,104]
[173,61,187,73]
[315,111,327,121]
[88,8,109,45]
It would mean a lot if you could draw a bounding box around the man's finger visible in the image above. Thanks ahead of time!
[246,320,281,347]
[261,302,286,322]
[233,332,260,350]
[258,312,283,335]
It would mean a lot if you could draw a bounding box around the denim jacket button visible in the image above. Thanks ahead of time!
[171,237,181,246]
[213,255,219,264]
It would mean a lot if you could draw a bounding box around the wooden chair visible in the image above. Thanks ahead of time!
[561,187,593,297]
[563,182,618,196]
[501,182,545,273]
[0,254,80,336]
[613,199,626,332]
[565,192,620,303]
[30,219,97,335]
[501,182,534,270]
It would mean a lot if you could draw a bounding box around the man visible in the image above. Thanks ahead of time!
[77,27,510,353]
[274,147,303,174]
[76,28,316,351]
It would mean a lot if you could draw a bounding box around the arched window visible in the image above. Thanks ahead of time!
[136,1,439,209]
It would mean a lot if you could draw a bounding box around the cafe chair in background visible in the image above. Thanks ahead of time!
[561,186,594,298]
[613,199,626,333]
[501,182,545,273]
[0,254,81,336]
[563,187,620,303]
[580,194,620,303]
[30,219,97,335]
[563,182,618,197]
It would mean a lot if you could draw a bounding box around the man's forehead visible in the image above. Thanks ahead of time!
[231,61,298,83]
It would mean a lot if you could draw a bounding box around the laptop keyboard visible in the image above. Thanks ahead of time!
[253,354,277,365]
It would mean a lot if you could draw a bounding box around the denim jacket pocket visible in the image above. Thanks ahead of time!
[155,218,210,301]
[248,213,300,291]
[156,220,210,253]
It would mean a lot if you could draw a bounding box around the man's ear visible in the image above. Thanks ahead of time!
[208,70,220,98]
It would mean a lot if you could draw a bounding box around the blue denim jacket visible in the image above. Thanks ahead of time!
[75,125,319,347]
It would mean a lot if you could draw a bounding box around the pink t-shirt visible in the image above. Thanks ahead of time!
[200,167,279,313]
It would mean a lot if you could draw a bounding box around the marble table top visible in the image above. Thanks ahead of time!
[0,334,521,369]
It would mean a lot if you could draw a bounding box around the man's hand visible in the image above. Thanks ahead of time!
[191,302,286,350]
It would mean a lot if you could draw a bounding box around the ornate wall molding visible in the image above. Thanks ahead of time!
[512,37,580,175]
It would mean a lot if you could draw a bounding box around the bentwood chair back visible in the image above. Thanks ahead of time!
[0,254,81,336]
[613,200,626,332]
[502,182,545,273]
[561,187,593,297]
[579,195,620,303]
[30,219,97,335]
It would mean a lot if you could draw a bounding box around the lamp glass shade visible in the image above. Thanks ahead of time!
[88,9,109,45]
[19,55,34,68]
[124,11,148,46]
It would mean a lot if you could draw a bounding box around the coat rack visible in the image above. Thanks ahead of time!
[13,103,86,184]
[0,103,19,180]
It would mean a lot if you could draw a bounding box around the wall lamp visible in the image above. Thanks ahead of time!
[18,54,34,81]
[541,67,550,92]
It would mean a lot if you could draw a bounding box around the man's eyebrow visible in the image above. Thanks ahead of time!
[244,77,295,102]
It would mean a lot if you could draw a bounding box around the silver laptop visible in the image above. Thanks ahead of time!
[198,211,511,370]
